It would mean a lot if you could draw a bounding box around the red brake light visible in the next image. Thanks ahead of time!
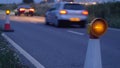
[82,10,88,15]
[19,8,25,11]
[60,10,67,15]
[29,8,35,12]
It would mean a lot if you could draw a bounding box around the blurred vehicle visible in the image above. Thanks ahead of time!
[45,2,88,27]
[14,5,35,16]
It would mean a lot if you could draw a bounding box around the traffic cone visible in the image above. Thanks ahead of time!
[84,39,102,68]
[84,18,108,68]
[3,15,14,32]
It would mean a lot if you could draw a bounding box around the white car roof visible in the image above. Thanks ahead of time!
[56,2,81,5]
[17,5,31,9]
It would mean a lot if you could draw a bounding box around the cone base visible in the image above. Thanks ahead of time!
[2,29,14,32]
[3,23,14,32]
[4,23,11,30]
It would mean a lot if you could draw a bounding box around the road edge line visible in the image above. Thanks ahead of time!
[68,30,85,35]
[109,28,120,31]
[1,33,45,68]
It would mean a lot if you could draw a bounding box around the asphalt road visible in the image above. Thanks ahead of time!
[0,15,120,68]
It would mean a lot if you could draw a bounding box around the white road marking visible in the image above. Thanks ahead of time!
[1,33,45,68]
[68,30,85,35]
[108,28,120,31]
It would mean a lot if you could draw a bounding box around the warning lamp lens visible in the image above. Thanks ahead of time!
[60,10,67,15]
[6,10,11,15]
[93,22,104,33]
[82,10,88,15]
[91,20,107,37]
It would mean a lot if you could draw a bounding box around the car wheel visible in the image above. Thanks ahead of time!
[18,14,20,16]
[79,21,87,28]
[80,24,86,28]
[54,20,62,27]
[26,14,29,16]
[46,21,50,25]
[30,14,33,16]
[15,13,17,16]
[18,13,21,16]
[45,18,50,25]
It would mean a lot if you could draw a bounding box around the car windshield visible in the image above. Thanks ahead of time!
[64,4,84,10]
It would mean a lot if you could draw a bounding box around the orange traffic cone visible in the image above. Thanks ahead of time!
[3,14,14,32]
[84,18,108,68]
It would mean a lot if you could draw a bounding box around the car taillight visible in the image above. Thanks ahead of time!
[19,8,25,11]
[82,10,88,15]
[59,10,67,15]
[29,8,35,12]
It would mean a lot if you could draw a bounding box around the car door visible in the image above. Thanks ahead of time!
[46,7,56,23]
[46,3,60,24]
[50,3,60,24]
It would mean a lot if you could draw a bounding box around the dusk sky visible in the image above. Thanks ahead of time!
[0,0,120,4]
[0,0,42,4]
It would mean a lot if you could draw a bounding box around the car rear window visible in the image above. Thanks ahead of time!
[18,5,31,9]
[64,4,84,10]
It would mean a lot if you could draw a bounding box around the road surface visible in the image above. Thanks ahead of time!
[0,15,120,68]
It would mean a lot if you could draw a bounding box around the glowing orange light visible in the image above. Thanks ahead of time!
[89,18,108,37]
[60,10,67,15]
[6,10,11,15]
[70,18,80,22]
[82,10,88,15]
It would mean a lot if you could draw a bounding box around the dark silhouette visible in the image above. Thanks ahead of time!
[22,0,34,4]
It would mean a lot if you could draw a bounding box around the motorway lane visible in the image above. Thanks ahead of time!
[0,16,120,68]
[101,30,120,68]
[4,21,88,68]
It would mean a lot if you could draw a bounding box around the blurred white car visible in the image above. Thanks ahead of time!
[45,2,89,27]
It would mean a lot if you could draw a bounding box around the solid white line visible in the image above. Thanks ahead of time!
[108,28,120,31]
[1,33,45,68]
[68,30,85,35]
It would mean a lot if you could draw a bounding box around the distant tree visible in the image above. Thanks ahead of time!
[40,1,46,4]
[22,0,34,4]
[62,0,74,2]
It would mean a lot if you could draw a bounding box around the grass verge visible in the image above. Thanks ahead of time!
[86,2,120,28]
[0,26,28,68]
